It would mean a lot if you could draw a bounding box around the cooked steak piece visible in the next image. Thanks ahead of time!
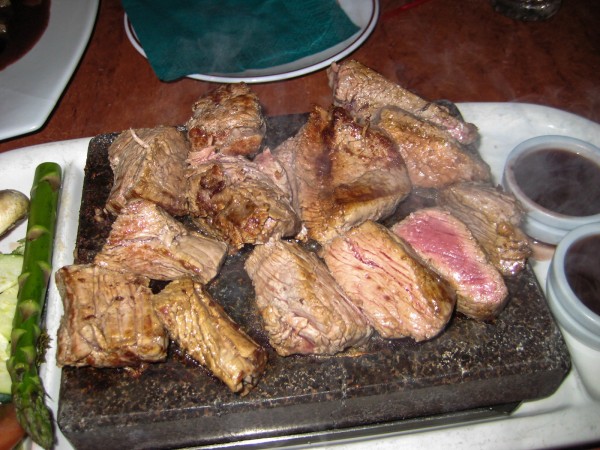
[252,148,295,202]
[245,239,372,356]
[55,264,168,368]
[391,208,508,320]
[95,199,227,283]
[323,220,456,341]
[327,60,479,146]
[374,107,491,188]
[186,152,300,251]
[272,106,411,244]
[186,83,266,158]
[152,278,267,395]
[438,182,532,276]
[106,126,189,216]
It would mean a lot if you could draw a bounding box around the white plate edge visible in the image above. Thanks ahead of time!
[0,0,99,141]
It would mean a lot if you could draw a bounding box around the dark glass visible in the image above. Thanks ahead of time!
[491,0,561,21]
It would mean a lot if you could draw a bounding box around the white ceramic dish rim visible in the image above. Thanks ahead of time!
[547,223,600,350]
[1,102,599,450]
[0,0,99,141]
[502,135,600,240]
[123,0,379,83]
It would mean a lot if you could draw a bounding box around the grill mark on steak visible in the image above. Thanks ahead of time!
[56,264,168,368]
[244,239,372,356]
[323,221,456,341]
[186,153,300,251]
[152,277,267,396]
[272,106,411,244]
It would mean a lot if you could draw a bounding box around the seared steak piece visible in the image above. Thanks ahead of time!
[106,126,189,216]
[187,83,266,158]
[252,148,295,202]
[323,220,456,341]
[55,264,168,368]
[186,152,300,251]
[152,278,267,395]
[95,199,227,283]
[273,106,411,244]
[245,239,372,356]
[374,107,491,188]
[391,208,508,320]
[438,182,532,276]
[327,60,479,146]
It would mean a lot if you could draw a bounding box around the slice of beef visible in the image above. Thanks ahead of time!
[391,207,508,320]
[106,126,189,216]
[272,106,411,244]
[244,239,372,356]
[152,278,267,395]
[374,107,491,188]
[95,199,227,283]
[323,220,456,341]
[55,264,168,368]
[327,60,479,146]
[252,148,295,202]
[438,182,532,276]
[186,153,300,251]
[186,83,266,158]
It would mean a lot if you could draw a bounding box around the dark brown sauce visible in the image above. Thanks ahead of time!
[0,0,51,70]
[565,235,600,316]
[513,148,600,217]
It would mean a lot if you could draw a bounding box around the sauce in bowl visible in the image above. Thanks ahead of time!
[512,148,600,217]
[565,235,600,317]
[0,0,51,70]
[503,135,600,245]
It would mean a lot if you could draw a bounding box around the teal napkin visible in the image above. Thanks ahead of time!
[121,0,361,81]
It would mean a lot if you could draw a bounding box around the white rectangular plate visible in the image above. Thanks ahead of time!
[0,0,99,141]
[1,103,599,450]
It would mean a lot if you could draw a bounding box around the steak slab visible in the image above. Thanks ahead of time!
[245,239,372,356]
[55,264,168,368]
[438,182,532,276]
[152,277,267,395]
[94,198,227,283]
[273,106,411,244]
[328,60,479,145]
[391,207,508,320]
[106,126,189,216]
[323,220,456,341]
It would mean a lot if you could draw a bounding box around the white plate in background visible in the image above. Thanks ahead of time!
[124,0,379,83]
[0,0,99,141]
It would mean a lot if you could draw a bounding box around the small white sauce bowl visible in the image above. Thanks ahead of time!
[546,223,600,399]
[502,135,600,245]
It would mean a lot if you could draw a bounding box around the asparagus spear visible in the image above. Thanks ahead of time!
[7,162,62,449]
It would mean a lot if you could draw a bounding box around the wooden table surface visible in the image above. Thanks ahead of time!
[0,0,599,154]
[1,1,599,448]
